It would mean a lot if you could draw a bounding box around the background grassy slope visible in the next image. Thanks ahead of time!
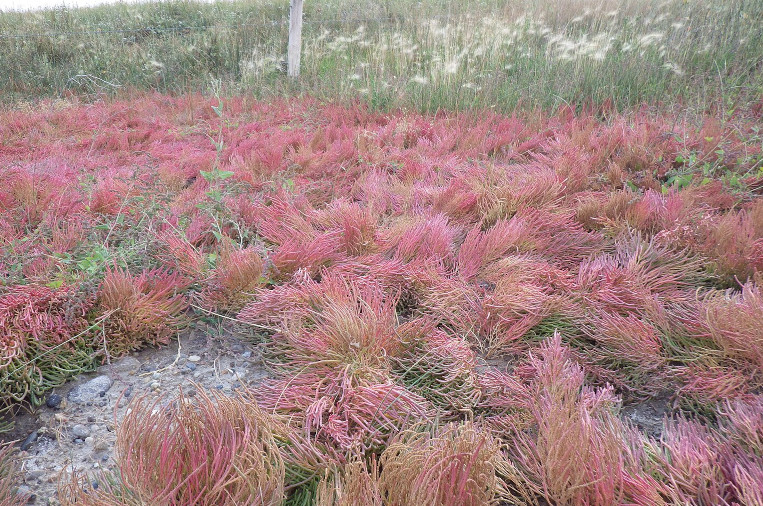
[0,0,761,113]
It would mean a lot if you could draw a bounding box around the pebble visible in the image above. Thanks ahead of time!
[101,356,141,375]
[94,441,108,452]
[84,437,94,446]
[90,424,99,433]
[185,362,197,371]
[139,363,157,373]
[45,393,62,409]
[188,355,201,362]
[68,376,113,404]
[152,372,161,380]
[21,431,38,451]
[28,470,45,480]
[72,424,90,438]
[87,416,96,423]
[150,381,161,390]
[242,351,252,358]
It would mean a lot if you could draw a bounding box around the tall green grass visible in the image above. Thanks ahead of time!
[0,0,761,113]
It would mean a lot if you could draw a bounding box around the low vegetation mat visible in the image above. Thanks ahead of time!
[1,93,762,503]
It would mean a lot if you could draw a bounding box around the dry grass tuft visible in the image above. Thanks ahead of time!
[379,422,507,506]
[60,390,285,505]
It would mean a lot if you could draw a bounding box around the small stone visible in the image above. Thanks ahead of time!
[20,431,38,451]
[90,424,99,433]
[188,355,201,362]
[68,376,112,404]
[152,372,161,380]
[242,351,252,359]
[124,386,133,398]
[94,441,108,452]
[186,389,196,397]
[46,393,62,409]
[28,470,45,480]
[72,424,90,438]
[91,481,99,490]
[150,381,161,390]
[193,371,201,379]
[185,362,196,371]
[84,437,94,446]
[74,438,84,444]
[216,384,224,390]
[139,363,157,373]
[102,356,140,375]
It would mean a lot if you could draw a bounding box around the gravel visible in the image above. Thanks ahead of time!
[67,376,113,404]
[12,322,268,505]
[20,431,38,452]
[45,394,62,409]
[71,425,90,439]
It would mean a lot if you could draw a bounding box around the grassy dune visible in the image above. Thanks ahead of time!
[0,0,761,112]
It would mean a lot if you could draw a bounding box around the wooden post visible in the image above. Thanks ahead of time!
[288,0,304,78]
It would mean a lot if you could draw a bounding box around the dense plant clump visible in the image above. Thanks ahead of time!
[61,391,285,505]
[0,93,762,503]
[0,284,96,419]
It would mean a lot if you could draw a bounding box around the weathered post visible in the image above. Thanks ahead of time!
[288,0,304,78]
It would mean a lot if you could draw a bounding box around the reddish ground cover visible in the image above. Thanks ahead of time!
[1,94,762,504]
